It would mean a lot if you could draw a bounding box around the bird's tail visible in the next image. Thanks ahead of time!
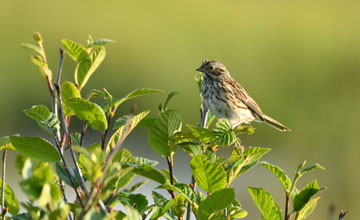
[261,114,291,132]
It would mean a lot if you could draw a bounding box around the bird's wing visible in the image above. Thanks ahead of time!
[231,80,265,119]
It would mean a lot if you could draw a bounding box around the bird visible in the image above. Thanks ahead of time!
[196,60,291,132]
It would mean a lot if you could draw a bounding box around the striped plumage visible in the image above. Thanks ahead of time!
[196,60,291,132]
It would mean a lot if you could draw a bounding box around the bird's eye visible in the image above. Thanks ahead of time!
[209,65,215,70]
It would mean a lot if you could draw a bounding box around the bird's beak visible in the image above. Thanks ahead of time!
[196,67,204,72]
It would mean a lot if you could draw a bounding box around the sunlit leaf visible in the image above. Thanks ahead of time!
[0,178,20,215]
[0,136,16,151]
[112,88,163,110]
[75,47,106,90]
[61,81,81,116]
[261,161,292,191]
[21,43,41,54]
[197,188,235,220]
[295,197,320,220]
[150,199,175,220]
[190,154,226,193]
[90,38,115,47]
[148,110,181,157]
[10,136,60,162]
[211,119,236,146]
[293,180,320,211]
[62,39,88,62]
[248,187,282,220]
[67,97,107,131]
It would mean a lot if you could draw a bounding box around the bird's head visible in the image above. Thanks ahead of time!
[196,60,229,78]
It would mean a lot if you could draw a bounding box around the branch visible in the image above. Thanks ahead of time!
[1,150,7,217]
[166,156,176,199]
[338,211,348,220]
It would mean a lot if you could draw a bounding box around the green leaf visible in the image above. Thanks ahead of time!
[61,81,81,116]
[10,136,60,162]
[211,119,237,146]
[124,205,141,220]
[300,164,325,175]
[228,199,248,219]
[163,91,178,110]
[248,187,282,220]
[24,105,60,136]
[0,178,20,215]
[0,136,16,151]
[132,165,166,184]
[186,125,212,143]
[148,110,182,157]
[29,55,45,67]
[61,39,88,62]
[21,43,42,54]
[128,194,148,214]
[159,184,195,205]
[293,180,320,211]
[197,188,235,220]
[179,143,202,157]
[112,88,163,110]
[150,199,175,220]
[295,197,320,220]
[190,154,226,193]
[171,194,186,218]
[138,116,157,127]
[90,38,115,47]
[75,47,106,89]
[162,169,178,184]
[261,161,292,191]
[107,111,150,151]
[67,97,107,131]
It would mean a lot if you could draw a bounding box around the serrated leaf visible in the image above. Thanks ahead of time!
[248,187,282,220]
[90,38,115,47]
[190,154,226,193]
[138,116,157,127]
[75,47,106,89]
[0,136,16,151]
[62,39,88,62]
[67,97,107,131]
[197,188,235,220]
[107,111,150,151]
[0,178,20,215]
[158,184,195,205]
[21,43,42,54]
[293,180,320,211]
[61,81,81,116]
[295,197,320,220]
[211,119,237,146]
[300,164,325,175]
[148,110,181,157]
[261,161,292,191]
[24,105,60,136]
[179,143,202,157]
[10,136,60,162]
[112,88,163,110]
[228,199,247,219]
[186,125,212,143]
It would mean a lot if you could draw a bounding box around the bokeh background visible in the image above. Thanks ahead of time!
[1,0,360,219]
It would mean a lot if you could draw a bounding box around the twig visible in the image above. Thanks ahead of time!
[101,114,114,151]
[166,156,176,199]
[284,195,290,220]
[338,211,348,220]
[186,107,208,220]
[1,150,7,217]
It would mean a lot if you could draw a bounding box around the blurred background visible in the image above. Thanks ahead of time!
[1,0,360,219]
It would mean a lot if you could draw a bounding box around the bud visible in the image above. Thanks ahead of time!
[33,32,43,43]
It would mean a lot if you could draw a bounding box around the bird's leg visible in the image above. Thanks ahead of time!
[201,107,209,128]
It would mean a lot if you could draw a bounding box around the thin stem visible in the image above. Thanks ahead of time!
[101,114,114,151]
[166,156,176,199]
[80,121,87,147]
[284,194,290,220]
[1,150,7,217]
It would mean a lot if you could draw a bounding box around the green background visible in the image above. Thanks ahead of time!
[1,0,359,219]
